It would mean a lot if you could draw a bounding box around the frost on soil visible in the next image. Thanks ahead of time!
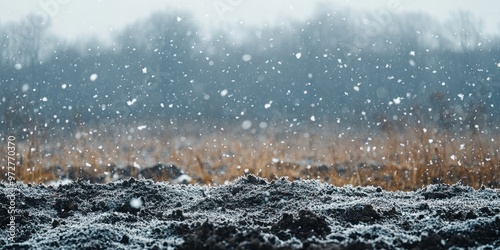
[1,176,499,249]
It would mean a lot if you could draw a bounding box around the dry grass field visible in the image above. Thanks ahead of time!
[1,122,499,191]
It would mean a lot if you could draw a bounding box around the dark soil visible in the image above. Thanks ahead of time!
[1,176,499,249]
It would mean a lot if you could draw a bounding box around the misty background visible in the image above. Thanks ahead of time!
[1,1,500,139]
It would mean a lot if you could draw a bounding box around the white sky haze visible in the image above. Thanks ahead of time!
[1,0,499,43]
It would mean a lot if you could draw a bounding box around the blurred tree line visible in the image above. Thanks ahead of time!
[1,5,499,137]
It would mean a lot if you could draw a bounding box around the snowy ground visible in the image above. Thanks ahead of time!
[1,176,499,249]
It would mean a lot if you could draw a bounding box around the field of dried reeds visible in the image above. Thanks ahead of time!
[1,120,498,191]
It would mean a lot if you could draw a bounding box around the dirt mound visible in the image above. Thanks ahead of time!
[1,176,499,249]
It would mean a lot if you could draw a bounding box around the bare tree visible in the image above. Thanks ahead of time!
[1,14,50,131]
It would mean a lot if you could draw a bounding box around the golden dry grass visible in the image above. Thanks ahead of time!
[1,122,498,191]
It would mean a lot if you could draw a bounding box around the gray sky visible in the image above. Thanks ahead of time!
[1,0,499,43]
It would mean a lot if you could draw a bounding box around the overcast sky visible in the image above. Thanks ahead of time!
[1,0,499,43]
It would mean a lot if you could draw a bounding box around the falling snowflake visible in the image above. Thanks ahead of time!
[90,73,98,81]
[242,54,252,62]
[130,198,143,209]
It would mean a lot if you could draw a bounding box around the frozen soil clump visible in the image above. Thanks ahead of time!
[1,175,499,249]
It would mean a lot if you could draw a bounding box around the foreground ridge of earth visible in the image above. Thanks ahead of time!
[1,176,499,249]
